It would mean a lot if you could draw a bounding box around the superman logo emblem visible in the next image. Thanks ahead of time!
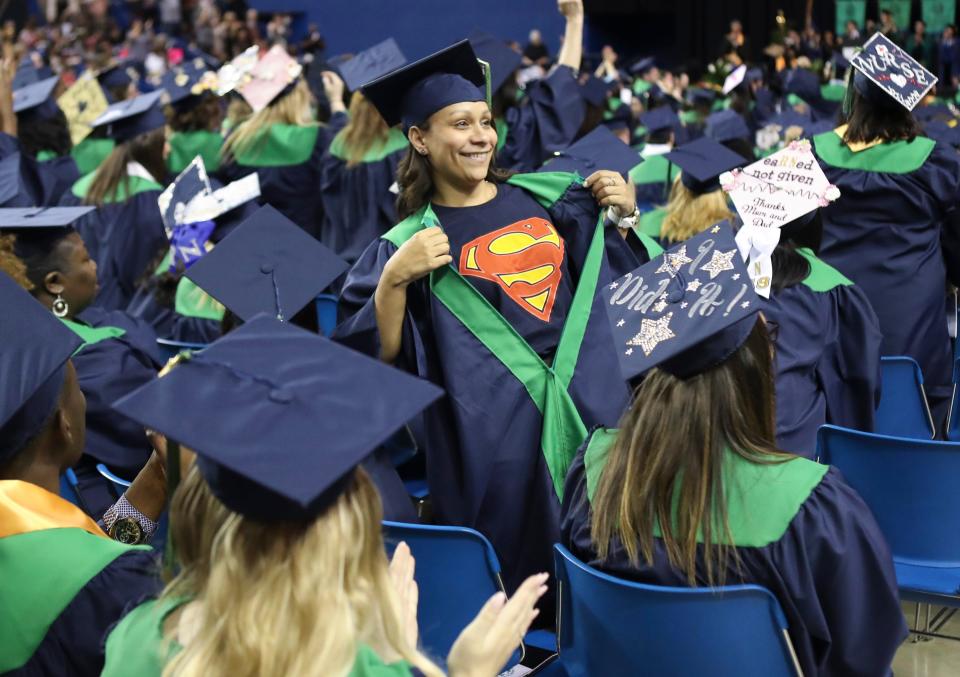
[459,217,564,322]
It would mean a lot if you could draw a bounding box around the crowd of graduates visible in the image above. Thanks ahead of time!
[2,0,960,675]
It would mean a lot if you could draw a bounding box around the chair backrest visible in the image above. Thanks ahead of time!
[96,463,132,499]
[875,356,935,439]
[818,424,960,565]
[553,545,800,677]
[382,521,520,665]
[59,468,82,508]
[155,338,208,364]
[315,294,338,337]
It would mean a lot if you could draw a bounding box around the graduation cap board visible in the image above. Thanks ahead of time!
[849,32,937,111]
[185,204,348,322]
[705,110,750,143]
[579,75,610,108]
[216,45,260,96]
[603,223,760,381]
[90,89,166,143]
[57,75,109,145]
[723,64,747,95]
[0,272,84,462]
[540,125,642,179]
[665,137,746,194]
[640,106,679,134]
[338,38,408,93]
[111,315,444,521]
[720,138,840,297]
[13,76,60,116]
[238,45,303,113]
[468,32,522,93]
[0,206,96,228]
[158,157,261,270]
[160,61,219,105]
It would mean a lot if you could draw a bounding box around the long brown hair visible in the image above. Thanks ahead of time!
[85,127,167,207]
[166,94,223,133]
[590,319,786,586]
[341,92,390,168]
[395,120,511,220]
[841,86,923,144]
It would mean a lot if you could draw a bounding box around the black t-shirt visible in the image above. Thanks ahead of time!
[433,183,573,356]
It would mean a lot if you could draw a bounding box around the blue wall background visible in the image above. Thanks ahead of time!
[249,0,567,61]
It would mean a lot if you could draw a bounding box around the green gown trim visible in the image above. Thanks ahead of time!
[61,317,126,351]
[797,247,853,292]
[70,172,163,202]
[153,250,226,321]
[167,130,223,173]
[232,123,320,167]
[70,137,116,176]
[813,130,936,174]
[629,154,672,186]
[637,206,667,238]
[328,127,409,163]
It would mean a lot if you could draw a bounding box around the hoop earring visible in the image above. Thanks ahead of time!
[52,294,69,318]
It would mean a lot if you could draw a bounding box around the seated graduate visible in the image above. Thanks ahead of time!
[0,273,174,676]
[560,225,907,676]
[630,106,680,214]
[218,45,348,240]
[657,137,745,246]
[60,90,169,312]
[813,35,960,420]
[161,59,224,175]
[319,39,410,269]
[4,208,162,516]
[337,40,644,602]
[722,146,882,457]
[103,315,547,677]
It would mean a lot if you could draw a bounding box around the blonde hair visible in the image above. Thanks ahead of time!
[340,91,390,168]
[221,78,315,162]
[163,469,443,677]
[0,234,32,290]
[659,175,735,244]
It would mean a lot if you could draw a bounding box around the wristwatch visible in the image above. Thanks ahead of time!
[109,516,145,545]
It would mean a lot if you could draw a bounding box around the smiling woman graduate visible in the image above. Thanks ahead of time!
[336,40,644,598]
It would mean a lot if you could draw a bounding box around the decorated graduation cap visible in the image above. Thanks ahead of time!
[185,204,347,321]
[216,45,260,96]
[603,223,760,381]
[468,32,522,93]
[722,64,747,95]
[665,137,746,194]
[90,89,166,143]
[640,106,679,134]
[705,109,750,143]
[541,125,641,179]
[0,272,83,462]
[13,75,60,120]
[111,315,444,521]
[160,61,218,106]
[338,38,408,93]
[849,33,937,111]
[57,75,110,146]
[362,40,487,131]
[238,45,304,113]
[720,138,840,298]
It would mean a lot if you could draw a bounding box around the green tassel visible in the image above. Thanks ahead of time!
[162,440,181,577]
[477,58,492,109]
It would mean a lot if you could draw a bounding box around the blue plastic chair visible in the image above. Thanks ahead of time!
[315,293,338,337]
[818,425,960,606]
[946,358,960,441]
[155,338,207,364]
[875,356,936,439]
[96,463,132,499]
[59,468,82,508]
[382,521,524,666]
[552,545,801,676]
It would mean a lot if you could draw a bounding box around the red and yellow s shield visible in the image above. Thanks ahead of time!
[459,217,565,322]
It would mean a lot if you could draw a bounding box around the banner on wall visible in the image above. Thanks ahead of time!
[836,0,867,35]
[922,0,956,32]
[878,0,912,30]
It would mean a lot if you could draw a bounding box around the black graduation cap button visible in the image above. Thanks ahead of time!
[269,388,293,404]
[260,262,275,274]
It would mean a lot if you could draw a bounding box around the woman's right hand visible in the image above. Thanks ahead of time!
[446,573,549,677]
[382,227,453,289]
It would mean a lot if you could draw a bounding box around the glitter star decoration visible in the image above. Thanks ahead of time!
[741,301,750,308]
[617,319,625,327]
[686,278,701,292]
[609,281,619,290]
[626,312,676,356]
[625,348,633,356]
[732,273,740,280]
[711,225,721,233]
[680,301,688,308]
[652,299,667,313]
[656,245,692,275]
[700,249,737,279]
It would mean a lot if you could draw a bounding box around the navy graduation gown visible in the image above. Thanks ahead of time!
[498,66,586,172]
[760,258,883,458]
[561,432,907,677]
[814,131,960,405]
[38,155,81,203]
[217,113,348,239]
[318,128,406,266]
[335,179,632,594]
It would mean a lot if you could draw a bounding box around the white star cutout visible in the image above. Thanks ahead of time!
[732,273,741,280]
[741,301,751,308]
[609,281,619,290]
[627,312,676,356]
[617,319,625,327]
[711,225,721,233]
[700,249,737,279]
[680,301,688,308]
[653,299,667,313]
[656,245,692,275]
[686,278,702,292]
[625,348,633,356]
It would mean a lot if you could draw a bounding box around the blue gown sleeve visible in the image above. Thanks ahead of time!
[17,549,161,677]
[500,66,586,171]
[768,467,907,676]
[817,284,883,433]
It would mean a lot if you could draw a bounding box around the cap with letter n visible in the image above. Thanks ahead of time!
[849,32,937,111]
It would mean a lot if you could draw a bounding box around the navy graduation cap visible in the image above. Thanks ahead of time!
[849,32,937,111]
[782,68,821,105]
[160,61,215,106]
[338,38,408,93]
[111,315,444,521]
[90,89,166,143]
[640,106,679,134]
[185,204,348,322]
[579,75,610,108]
[0,206,96,228]
[705,109,751,143]
[630,56,656,76]
[468,31,522,93]
[603,222,759,381]
[0,155,57,208]
[13,75,60,118]
[665,137,746,194]
[362,40,486,131]
[540,125,642,179]
[686,87,717,107]
[0,272,83,462]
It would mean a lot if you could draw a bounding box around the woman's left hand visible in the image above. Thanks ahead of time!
[585,170,636,216]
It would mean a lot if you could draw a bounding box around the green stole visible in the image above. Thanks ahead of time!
[71,172,163,202]
[70,137,116,177]
[637,206,667,238]
[582,429,829,547]
[629,153,672,186]
[60,317,126,350]
[167,130,223,174]
[328,127,408,163]
[796,247,853,292]
[813,130,936,174]
[233,123,320,167]
[154,250,226,321]
[382,172,602,499]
